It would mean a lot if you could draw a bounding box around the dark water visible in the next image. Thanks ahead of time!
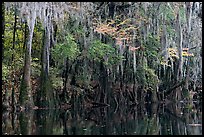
[2,102,202,135]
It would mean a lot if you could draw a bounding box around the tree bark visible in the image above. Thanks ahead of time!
[2,2,10,110]
[184,3,192,96]
[175,11,183,100]
[11,7,17,110]
[176,13,183,82]
[11,7,17,63]
[38,26,54,108]
[20,10,36,108]
[20,26,35,109]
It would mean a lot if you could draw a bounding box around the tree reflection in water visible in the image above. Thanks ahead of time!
[2,101,202,135]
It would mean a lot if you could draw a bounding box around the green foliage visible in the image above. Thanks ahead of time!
[72,24,84,38]
[2,63,11,81]
[179,6,186,23]
[105,54,124,66]
[2,58,24,82]
[88,40,123,66]
[182,88,189,98]
[32,22,43,52]
[64,17,85,40]
[31,61,41,77]
[144,67,159,90]
[49,67,63,89]
[88,40,109,61]
[3,8,26,69]
[136,64,159,91]
[76,73,92,90]
[144,34,161,69]
[166,25,176,38]
[4,10,16,62]
[165,4,176,21]
[145,34,160,56]
[51,33,80,64]
[136,66,147,86]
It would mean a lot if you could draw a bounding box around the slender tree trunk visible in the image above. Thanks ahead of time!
[2,2,5,60]
[11,7,17,63]
[176,13,183,82]
[99,61,106,104]
[175,12,183,101]
[38,26,54,108]
[62,57,69,103]
[184,2,192,98]
[43,27,50,77]
[50,21,57,67]
[161,13,168,83]
[123,46,129,83]
[11,7,17,111]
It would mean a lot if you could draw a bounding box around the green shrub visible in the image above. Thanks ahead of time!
[51,33,80,64]
[88,40,123,66]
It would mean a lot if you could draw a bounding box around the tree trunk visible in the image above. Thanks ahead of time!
[20,22,35,109]
[11,7,17,110]
[11,7,17,63]
[99,61,107,104]
[184,2,193,98]
[50,21,57,67]
[151,89,158,103]
[62,57,69,103]
[176,13,183,82]
[2,2,10,110]
[161,13,168,82]
[38,26,54,108]
[2,2,5,60]
[19,6,37,108]
[175,12,183,101]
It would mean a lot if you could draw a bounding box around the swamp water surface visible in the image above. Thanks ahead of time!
[2,101,202,135]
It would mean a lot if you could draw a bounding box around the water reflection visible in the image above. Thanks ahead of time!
[2,102,202,135]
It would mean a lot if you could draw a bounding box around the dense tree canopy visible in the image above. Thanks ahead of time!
[2,2,202,111]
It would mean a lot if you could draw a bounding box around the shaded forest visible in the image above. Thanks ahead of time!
[2,2,202,111]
